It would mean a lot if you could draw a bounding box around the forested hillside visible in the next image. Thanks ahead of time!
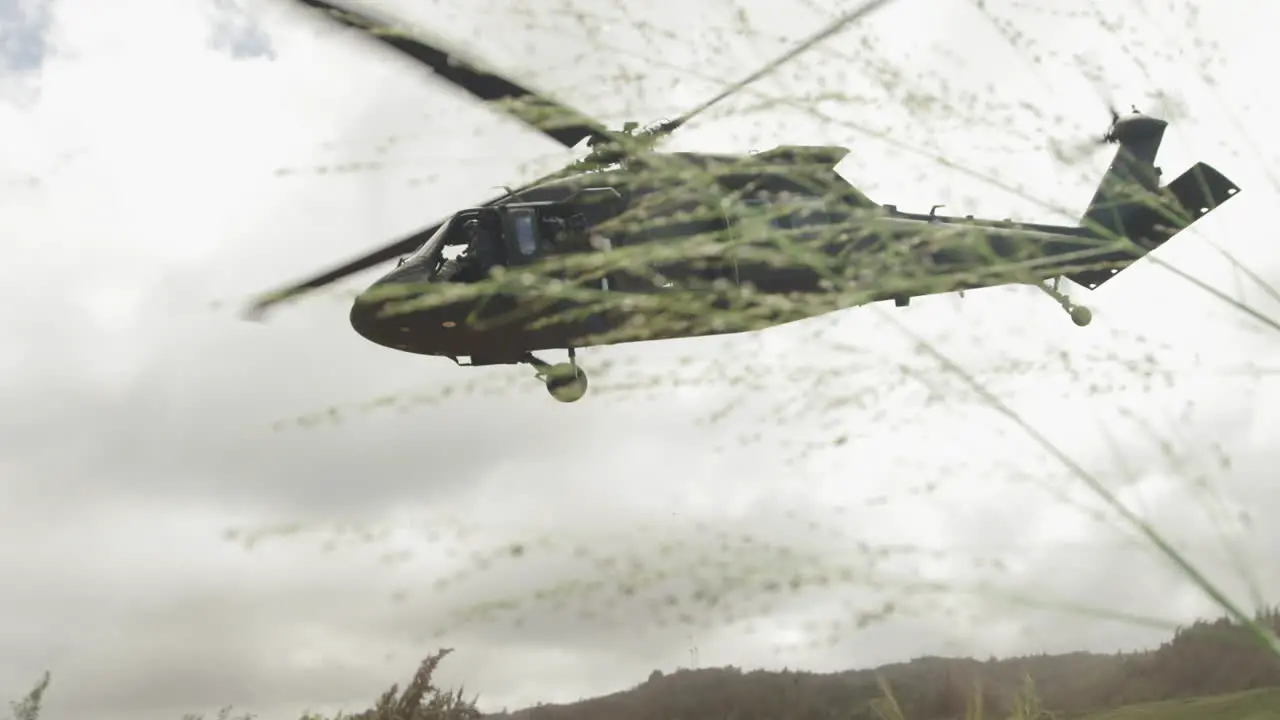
[485,609,1280,719]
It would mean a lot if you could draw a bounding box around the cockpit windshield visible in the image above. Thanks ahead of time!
[407,216,455,269]
[401,211,507,284]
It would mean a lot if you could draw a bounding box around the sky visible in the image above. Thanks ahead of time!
[1,0,1279,718]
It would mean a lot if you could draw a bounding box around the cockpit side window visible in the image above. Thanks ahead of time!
[511,210,538,256]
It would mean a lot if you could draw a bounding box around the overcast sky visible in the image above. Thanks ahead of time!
[2,0,1279,718]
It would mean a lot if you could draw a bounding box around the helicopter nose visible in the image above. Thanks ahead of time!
[348,264,436,342]
[348,285,385,341]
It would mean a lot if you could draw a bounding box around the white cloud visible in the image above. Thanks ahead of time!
[1,0,1278,718]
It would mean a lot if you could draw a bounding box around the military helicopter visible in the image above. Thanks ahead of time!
[249,0,1240,403]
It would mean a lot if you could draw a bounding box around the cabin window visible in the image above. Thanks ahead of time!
[724,191,834,232]
[724,195,776,240]
[780,205,833,229]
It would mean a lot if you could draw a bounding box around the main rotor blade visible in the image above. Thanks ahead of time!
[243,221,441,320]
[245,169,556,319]
[250,0,899,318]
[290,0,613,149]
[646,0,899,139]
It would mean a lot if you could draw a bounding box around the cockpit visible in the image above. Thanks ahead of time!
[397,188,625,285]
[400,213,501,283]
[403,215,455,271]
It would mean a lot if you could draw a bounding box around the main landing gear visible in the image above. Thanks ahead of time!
[523,348,589,402]
[1038,277,1092,327]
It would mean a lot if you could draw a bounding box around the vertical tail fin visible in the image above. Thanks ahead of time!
[1066,113,1240,289]
[1079,113,1167,234]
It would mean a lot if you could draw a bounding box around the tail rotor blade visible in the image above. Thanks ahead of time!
[243,223,442,320]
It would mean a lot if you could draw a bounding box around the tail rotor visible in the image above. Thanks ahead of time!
[1051,63,1182,164]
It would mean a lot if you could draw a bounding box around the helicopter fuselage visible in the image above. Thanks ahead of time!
[346,145,1164,366]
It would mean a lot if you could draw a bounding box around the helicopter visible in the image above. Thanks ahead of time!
[249,0,1241,403]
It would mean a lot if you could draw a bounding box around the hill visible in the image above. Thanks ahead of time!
[485,609,1280,719]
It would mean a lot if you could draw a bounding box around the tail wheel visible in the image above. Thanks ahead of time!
[1037,279,1092,327]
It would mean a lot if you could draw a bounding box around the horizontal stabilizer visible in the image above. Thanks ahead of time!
[1067,162,1240,289]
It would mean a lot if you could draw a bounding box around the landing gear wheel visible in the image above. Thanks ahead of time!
[523,350,589,403]
[544,363,588,403]
[1068,304,1093,327]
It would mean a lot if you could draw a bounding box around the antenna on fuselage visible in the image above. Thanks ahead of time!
[497,185,527,201]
